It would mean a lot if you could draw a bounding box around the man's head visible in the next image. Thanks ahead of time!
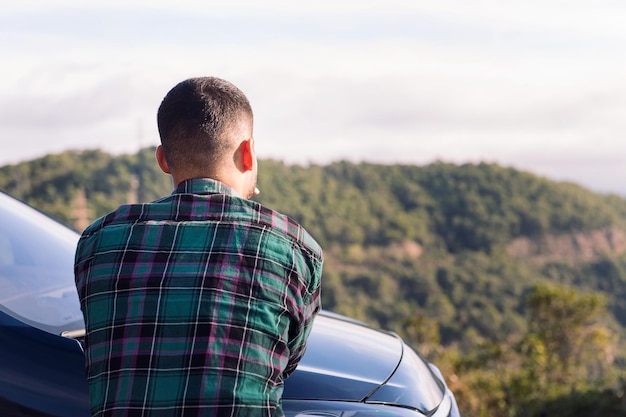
[156,77,257,198]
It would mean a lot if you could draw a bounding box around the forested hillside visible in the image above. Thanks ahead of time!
[3,147,626,416]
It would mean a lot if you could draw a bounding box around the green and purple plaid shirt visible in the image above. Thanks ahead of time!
[74,178,323,417]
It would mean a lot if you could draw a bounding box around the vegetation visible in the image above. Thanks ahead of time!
[3,147,626,416]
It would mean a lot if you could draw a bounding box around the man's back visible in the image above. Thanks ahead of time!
[75,179,323,417]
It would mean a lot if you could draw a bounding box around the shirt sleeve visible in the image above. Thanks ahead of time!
[283,256,323,378]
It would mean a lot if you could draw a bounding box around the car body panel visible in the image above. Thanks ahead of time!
[283,313,402,401]
[283,399,442,417]
[0,310,90,417]
[366,340,445,411]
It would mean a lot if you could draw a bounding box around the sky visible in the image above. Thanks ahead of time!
[3,1,626,195]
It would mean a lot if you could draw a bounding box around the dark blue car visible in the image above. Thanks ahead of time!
[0,190,460,417]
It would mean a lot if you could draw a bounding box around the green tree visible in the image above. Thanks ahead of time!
[523,283,614,389]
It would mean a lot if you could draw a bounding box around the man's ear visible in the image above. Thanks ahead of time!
[155,145,171,174]
[240,139,254,172]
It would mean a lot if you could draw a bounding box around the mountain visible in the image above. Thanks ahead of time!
[3,147,626,338]
[3,147,626,416]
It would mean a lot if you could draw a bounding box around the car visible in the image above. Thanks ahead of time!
[0,190,460,417]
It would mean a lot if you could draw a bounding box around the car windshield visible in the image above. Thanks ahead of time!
[0,191,84,334]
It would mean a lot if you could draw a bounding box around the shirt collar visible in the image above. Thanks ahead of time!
[173,178,240,197]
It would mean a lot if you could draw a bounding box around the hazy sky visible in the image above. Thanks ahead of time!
[3,1,626,194]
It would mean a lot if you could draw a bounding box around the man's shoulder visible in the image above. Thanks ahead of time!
[80,201,161,236]
[248,201,322,260]
[78,193,322,260]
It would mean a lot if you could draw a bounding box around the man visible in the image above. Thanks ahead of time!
[74,77,323,417]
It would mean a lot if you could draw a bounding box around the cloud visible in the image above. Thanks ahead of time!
[2,1,626,195]
[0,75,136,128]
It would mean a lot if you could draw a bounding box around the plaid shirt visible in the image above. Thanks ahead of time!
[74,178,323,417]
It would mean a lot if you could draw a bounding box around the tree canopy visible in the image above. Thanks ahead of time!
[3,148,626,416]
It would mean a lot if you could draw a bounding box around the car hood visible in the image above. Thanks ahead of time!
[283,311,404,401]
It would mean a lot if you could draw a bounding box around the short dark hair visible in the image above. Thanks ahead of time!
[157,77,253,170]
